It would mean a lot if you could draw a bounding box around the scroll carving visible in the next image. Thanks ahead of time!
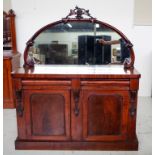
[16,90,24,117]
[73,89,80,116]
[64,6,95,20]
[26,40,34,46]
[129,91,137,117]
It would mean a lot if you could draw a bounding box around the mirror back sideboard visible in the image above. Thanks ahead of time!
[12,6,141,150]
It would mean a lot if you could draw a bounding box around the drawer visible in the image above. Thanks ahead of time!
[81,80,130,90]
[21,80,71,90]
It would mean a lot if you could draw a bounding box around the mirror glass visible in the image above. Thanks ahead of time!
[27,21,130,65]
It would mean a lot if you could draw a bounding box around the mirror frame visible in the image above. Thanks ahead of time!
[24,6,135,69]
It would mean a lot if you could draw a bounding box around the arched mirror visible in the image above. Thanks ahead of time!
[24,6,135,68]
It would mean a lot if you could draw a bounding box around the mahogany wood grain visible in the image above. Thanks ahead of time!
[3,56,14,108]
[3,10,20,108]
[82,89,129,141]
[3,52,20,108]
[3,10,17,53]
[8,10,17,53]
[15,139,138,150]
[23,88,71,141]
[12,66,140,150]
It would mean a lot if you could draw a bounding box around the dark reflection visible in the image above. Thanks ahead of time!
[27,22,130,65]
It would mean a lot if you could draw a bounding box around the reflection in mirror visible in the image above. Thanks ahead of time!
[27,22,130,65]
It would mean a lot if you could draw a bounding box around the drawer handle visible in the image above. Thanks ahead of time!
[73,89,80,116]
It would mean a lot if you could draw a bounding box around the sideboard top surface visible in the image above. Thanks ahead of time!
[12,65,140,79]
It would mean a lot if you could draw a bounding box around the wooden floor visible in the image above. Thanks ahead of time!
[3,97,152,155]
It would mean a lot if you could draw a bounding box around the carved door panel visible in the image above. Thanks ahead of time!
[82,89,129,141]
[24,89,71,141]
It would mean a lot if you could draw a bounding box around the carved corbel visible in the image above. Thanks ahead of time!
[73,89,80,116]
[16,90,24,117]
[129,91,137,117]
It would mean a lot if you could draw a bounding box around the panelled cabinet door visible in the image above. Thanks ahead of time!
[23,89,71,141]
[82,89,129,141]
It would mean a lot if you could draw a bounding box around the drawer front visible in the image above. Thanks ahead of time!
[22,80,71,90]
[81,80,130,90]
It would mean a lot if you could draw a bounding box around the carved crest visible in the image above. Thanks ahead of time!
[64,6,95,19]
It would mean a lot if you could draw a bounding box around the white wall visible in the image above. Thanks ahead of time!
[134,0,152,25]
[11,0,152,96]
[3,0,12,11]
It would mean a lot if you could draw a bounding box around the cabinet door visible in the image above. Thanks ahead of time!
[82,89,129,141]
[24,89,71,141]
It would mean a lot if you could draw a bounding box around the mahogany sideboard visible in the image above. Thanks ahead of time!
[12,6,141,150]
[12,65,140,150]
